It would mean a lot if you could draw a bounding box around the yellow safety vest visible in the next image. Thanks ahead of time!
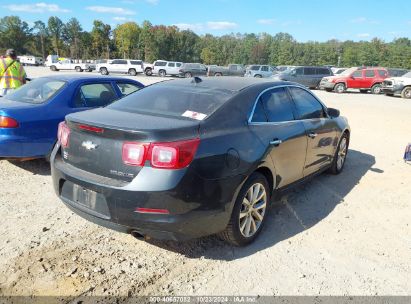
[0,57,26,89]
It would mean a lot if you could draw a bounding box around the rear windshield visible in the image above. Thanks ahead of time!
[108,84,234,120]
[5,78,66,104]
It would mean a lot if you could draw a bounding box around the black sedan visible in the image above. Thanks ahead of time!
[51,77,350,246]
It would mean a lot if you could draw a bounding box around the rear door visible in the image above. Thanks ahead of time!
[249,87,307,187]
[167,62,176,75]
[287,86,337,176]
[363,69,376,88]
[77,82,119,108]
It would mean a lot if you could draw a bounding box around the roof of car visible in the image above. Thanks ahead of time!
[156,76,289,92]
[38,74,141,83]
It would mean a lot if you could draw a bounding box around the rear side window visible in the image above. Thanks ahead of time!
[365,70,375,77]
[261,66,269,72]
[168,62,175,67]
[109,84,234,119]
[176,63,182,67]
[77,83,117,107]
[130,60,142,65]
[304,67,316,75]
[116,82,141,96]
[289,87,325,120]
[295,67,304,75]
[250,65,260,71]
[317,68,330,75]
[112,60,127,65]
[258,87,295,122]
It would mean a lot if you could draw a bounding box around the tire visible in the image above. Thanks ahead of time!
[75,66,83,72]
[159,70,166,77]
[400,86,411,99]
[219,172,270,246]
[328,132,349,175]
[254,74,262,78]
[334,83,346,93]
[145,68,153,76]
[50,65,57,71]
[359,89,368,94]
[184,72,192,78]
[371,83,382,94]
[214,72,222,77]
[100,67,108,75]
[128,68,137,76]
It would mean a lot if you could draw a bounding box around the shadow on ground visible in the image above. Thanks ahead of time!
[8,158,50,176]
[148,149,380,260]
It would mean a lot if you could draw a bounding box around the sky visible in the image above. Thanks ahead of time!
[1,0,411,42]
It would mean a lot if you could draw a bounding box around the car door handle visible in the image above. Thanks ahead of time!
[270,139,282,146]
[308,132,318,138]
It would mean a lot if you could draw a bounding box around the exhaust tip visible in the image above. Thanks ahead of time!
[131,230,151,241]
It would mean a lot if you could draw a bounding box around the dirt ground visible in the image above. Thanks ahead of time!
[0,67,410,297]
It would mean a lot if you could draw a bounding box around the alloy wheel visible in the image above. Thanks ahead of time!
[239,183,267,238]
[337,137,348,170]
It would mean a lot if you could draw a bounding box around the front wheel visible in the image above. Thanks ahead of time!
[334,83,346,93]
[128,68,137,76]
[401,86,411,99]
[371,83,382,94]
[75,66,83,72]
[328,133,349,175]
[219,172,269,246]
[159,70,166,77]
[100,67,108,75]
[254,74,262,78]
[214,72,222,77]
[184,72,192,78]
[145,68,153,76]
[50,65,58,71]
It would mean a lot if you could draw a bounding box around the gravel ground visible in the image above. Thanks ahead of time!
[0,67,410,297]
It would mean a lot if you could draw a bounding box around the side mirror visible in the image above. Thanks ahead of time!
[327,108,340,118]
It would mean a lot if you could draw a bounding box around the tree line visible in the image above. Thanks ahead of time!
[1,15,410,68]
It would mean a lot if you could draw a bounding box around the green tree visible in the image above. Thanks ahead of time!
[48,16,64,56]
[91,20,111,58]
[114,22,140,59]
[33,20,48,59]
[0,16,31,54]
[64,18,83,59]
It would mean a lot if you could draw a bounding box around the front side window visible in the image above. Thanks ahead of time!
[116,82,141,96]
[250,65,260,71]
[289,87,325,120]
[378,70,388,77]
[317,68,330,75]
[295,67,304,75]
[155,61,167,67]
[261,66,269,72]
[304,67,316,75]
[352,70,362,78]
[176,63,182,67]
[167,62,175,67]
[77,83,117,107]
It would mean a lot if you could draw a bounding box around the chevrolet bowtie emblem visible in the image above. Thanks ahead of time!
[82,141,98,150]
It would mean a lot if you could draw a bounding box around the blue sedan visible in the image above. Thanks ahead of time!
[0,75,144,159]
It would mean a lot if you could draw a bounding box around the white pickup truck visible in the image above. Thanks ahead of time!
[49,59,96,72]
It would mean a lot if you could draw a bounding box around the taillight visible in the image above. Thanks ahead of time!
[122,142,149,166]
[78,124,104,133]
[57,121,70,148]
[122,138,200,169]
[0,115,19,128]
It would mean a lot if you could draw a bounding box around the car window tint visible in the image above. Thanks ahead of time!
[295,67,303,75]
[155,61,167,67]
[168,62,175,67]
[251,99,268,122]
[116,82,141,96]
[352,70,362,78]
[317,68,330,75]
[109,84,234,119]
[250,65,260,71]
[176,63,182,67]
[130,60,142,65]
[261,66,269,72]
[378,70,387,77]
[289,87,325,119]
[365,70,375,77]
[304,67,316,75]
[80,83,117,107]
[260,87,295,122]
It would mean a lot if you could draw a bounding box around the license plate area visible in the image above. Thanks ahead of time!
[60,180,111,219]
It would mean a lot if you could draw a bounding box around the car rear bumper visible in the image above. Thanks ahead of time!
[51,147,243,241]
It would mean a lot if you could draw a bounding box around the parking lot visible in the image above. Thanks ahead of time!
[0,66,410,297]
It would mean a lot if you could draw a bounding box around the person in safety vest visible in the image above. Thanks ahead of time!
[0,49,27,96]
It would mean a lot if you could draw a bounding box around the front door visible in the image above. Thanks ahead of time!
[287,86,337,176]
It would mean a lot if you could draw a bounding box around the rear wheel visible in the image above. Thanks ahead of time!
[334,83,346,93]
[184,72,192,78]
[214,72,222,77]
[75,66,83,72]
[401,86,411,99]
[328,133,349,175]
[219,172,269,246]
[50,65,57,71]
[100,67,108,75]
[371,83,382,94]
[128,68,137,76]
[254,74,262,78]
[159,70,166,77]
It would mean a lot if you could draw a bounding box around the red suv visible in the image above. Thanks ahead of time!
[319,67,389,94]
